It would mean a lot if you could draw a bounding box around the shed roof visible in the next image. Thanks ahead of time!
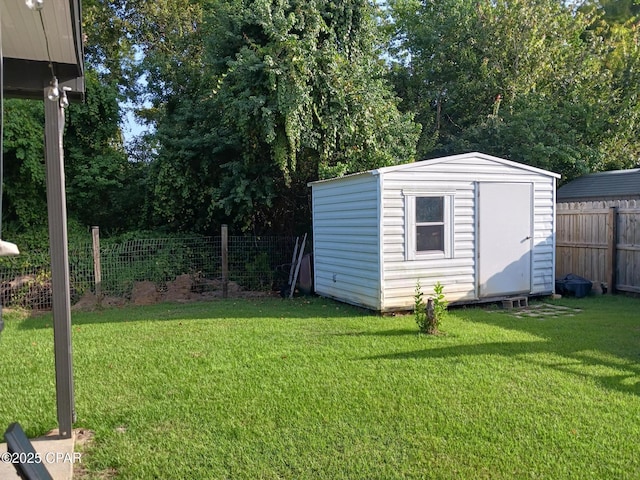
[557,168,640,201]
[309,152,561,186]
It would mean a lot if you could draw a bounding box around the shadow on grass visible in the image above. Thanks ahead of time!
[369,339,640,397]
[367,297,640,398]
[331,328,418,337]
[16,296,373,330]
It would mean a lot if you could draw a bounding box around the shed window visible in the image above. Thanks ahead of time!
[405,193,453,260]
[416,197,444,252]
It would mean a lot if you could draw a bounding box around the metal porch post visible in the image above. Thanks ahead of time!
[44,95,75,439]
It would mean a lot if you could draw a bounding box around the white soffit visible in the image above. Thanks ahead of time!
[1,0,76,65]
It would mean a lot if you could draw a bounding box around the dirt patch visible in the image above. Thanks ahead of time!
[0,274,53,309]
[71,293,127,312]
[69,278,275,311]
[131,281,162,306]
[73,429,118,480]
[164,274,194,302]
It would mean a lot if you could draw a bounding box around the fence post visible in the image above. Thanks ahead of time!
[221,225,228,298]
[606,207,617,294]
[91,226,102,300]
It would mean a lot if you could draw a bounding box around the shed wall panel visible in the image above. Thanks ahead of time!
[381,174,476,310]
[312,174,381,310]
[311,153,557,312]
[380,158,556,311]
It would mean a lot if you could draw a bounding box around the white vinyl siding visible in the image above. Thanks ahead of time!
[531,180,557,294]
[379,156,557,311]
[311,173,381,310]
[382,177,475,310]
[310,152,559,312]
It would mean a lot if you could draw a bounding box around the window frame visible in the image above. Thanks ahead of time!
[404,191,454,261]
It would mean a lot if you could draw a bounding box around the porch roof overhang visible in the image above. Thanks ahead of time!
[1,0,84,101]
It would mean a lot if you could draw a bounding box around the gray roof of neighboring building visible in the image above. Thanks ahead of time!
[557,168,640,201]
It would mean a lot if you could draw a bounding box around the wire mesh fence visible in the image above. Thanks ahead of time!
[0,235,299,310]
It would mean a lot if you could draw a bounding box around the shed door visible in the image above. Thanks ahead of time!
[478,183,532,297]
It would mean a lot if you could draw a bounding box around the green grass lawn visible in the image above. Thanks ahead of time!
[1,295,639,479]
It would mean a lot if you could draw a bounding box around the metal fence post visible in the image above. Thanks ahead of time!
[91,226,102,300]
[222,225,228,298]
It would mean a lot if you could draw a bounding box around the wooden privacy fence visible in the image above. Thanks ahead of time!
[556,200,640,293]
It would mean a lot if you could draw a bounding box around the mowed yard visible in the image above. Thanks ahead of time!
[1,295,639,479]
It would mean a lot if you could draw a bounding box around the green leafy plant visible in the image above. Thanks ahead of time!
[433,281,448,324]
[415,280,447,334]
[242,252,272,291]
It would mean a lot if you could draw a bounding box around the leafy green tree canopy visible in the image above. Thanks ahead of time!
[387,0,640,181]
[149,0,420,233]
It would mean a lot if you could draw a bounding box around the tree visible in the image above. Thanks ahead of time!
[2,100,47,233]
[581,0,640,24]
[583,1,640,171]
[64,70,147,233]
[387,0,640,181]
[1,1,166,239]
[148,0,420,233]
[82,0,208,120]
[2,71,143,238]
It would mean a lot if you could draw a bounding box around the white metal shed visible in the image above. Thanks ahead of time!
[309,152,561,312]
